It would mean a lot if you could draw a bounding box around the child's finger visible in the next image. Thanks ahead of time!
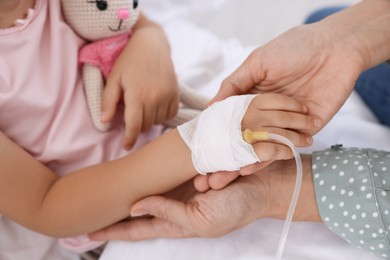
[141,105,156,132]
[194,171,239,192]
[239,161,274,176]
[252,142,293,161]
[124,103,143,149]
[193,175,211,192]
[102,80,122,123]
[254,111,320,132]
[208,171,240,190]
[155,103,170,125]
[253,93,308,113]
[154,97,179,125]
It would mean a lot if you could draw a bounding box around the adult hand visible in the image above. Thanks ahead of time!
[212,22,364,131]
[213,0,390,128]
[88,176,266,240]
[88,155,320,241]
[201,0,390,190]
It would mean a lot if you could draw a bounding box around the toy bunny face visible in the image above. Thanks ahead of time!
[62,0,140,41]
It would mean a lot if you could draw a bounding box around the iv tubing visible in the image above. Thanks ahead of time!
[266,133,303,260]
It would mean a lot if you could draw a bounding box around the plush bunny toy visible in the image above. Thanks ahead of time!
[61,0,140,131]
[61,0,208,132]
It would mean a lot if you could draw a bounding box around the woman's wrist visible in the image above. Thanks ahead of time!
[318,0,390,70]
[262,154,322,222]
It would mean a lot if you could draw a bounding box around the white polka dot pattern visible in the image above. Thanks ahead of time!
[312,148,390,259]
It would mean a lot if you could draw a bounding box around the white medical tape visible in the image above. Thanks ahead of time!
[177,94,261,175]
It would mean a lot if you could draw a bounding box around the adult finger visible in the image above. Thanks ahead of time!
[130,196,196,230]
[88,216,191,242]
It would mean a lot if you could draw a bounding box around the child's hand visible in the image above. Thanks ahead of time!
[194,93,316,189]
[242,93,319,161]
[193,93,319,192]
[101,15,179,149]
[178,93,320,176]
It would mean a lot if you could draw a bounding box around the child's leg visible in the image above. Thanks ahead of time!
[305,6,390,127]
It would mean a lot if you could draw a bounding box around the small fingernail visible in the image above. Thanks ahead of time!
[131,209,149,217]
[101,112,107,123]
[124,140,131,150]
[306,136,313,144]
[314,119,322,128]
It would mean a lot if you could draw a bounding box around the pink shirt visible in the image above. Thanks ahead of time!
[0,0,162,254]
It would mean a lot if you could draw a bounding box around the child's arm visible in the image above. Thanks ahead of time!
[101,14,179,149]
[0,94,317,238]
[0,129,194,238]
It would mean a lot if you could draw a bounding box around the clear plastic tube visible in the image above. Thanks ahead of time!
[266,133,303,260]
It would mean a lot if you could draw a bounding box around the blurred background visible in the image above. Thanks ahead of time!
[190,0,359,46]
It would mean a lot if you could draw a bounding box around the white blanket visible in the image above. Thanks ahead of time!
[101,0,389,259]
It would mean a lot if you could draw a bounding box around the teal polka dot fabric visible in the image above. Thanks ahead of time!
[313,147,390,259]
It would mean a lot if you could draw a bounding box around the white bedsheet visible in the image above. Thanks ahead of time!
[101,1,389,259]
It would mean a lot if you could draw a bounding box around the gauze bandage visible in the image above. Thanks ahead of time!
[179,94,303,259]
[177,94,260,175]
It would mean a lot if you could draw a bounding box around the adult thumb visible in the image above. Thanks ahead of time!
[210,50,266,104]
